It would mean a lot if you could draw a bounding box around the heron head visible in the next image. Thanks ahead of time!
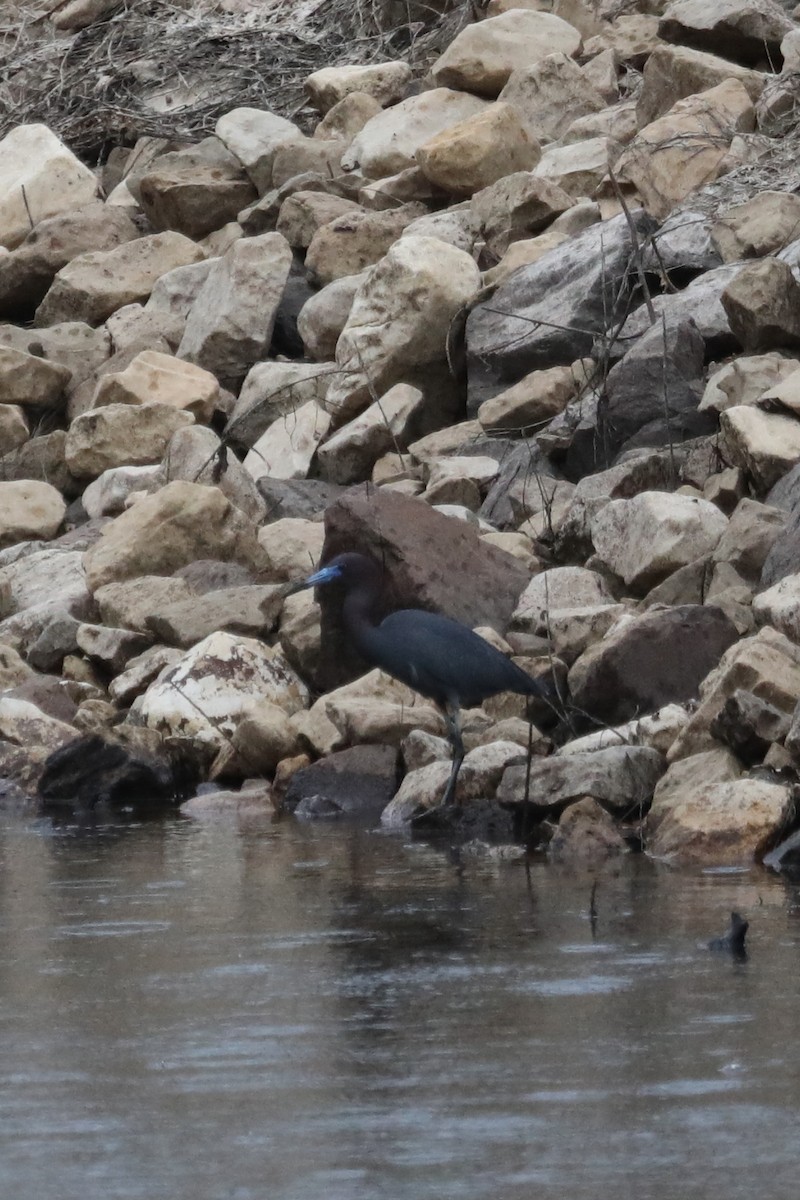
[288,552,384,595]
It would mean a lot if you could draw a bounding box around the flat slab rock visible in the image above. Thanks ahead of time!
[283,744,399,820]
[497,745,665,817]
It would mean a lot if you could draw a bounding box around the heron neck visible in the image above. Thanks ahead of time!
[342,586,381,659]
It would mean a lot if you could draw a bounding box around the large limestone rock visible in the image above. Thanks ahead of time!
[0,346,71,408]
[636,44,766,127]
[134,632,308,752]
[65,403,194,480]
[699,351,800,413]
[297,273,363,362]
[499,51,605,143]
[720,257,800,352]
[467,210,653,400]
[276,192,362,250]
[35,232,204,326]
[214,107,300,193]
[470,171,574,257]
[227,360,336,449]
[658,0,793,68]
[647,762,791,865]
[242,400,332,482]
[477,362,586,433]
[0,202,139,318]
[497,745,665,816]
[0,124,98,250]
[431,11,582,98]
[316,383,424,485]
[720,405,800,492]
[324,236,481,424]
[137,157,255,241]
[416,103,539,197]
[305,204,425,287]
[342,88,490,179]
[0,481,66,549]
[271,138,346,190]
[711,191,800,262]
[568,605,739,724]
[161,425,266,525]
[92,349,219,422]
[591,492,728,590]
[144,259,216,321]
[668,626,800,760]
[305,62,412,111]
[177,232,292,385]
[615,81,755,221]
[83,480,265,590]
[533,137,609,201]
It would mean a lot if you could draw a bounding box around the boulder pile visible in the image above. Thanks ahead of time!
[3,0,800,870]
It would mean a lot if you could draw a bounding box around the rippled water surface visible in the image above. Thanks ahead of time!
[1,812,800,1200]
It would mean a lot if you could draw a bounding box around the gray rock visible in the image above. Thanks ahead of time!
[498,744,665,818]
[710,688,791,763]
[466,210,656,407]
[284,743,399,820]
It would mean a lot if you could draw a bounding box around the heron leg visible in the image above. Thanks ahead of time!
[441,701,465,806]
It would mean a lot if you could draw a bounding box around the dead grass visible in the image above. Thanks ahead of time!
[0,0,470,161]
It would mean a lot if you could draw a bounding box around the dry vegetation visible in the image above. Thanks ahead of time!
[0,0,469,161]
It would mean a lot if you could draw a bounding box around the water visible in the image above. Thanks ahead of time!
[1,812,799,1200]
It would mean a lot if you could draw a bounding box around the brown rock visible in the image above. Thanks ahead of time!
[305,204,426,287]
[711,192,800,262]
[658,0,793,68]
[431,11,582,98]
[722,257,800,352]
[636,43,766,127]
[416,103,540,197]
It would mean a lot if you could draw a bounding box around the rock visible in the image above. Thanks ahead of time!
[497,744,664,817]
[477,362,587,433]
[431,11,582,98]
[305,204,425,286]
[83,465,160,518]
[668,625,800,760]
[416,103,539,197]
[647,768,791,865]
[0,345,71,408]
[75,622,153,673]
[601,318,706,458]
[275,191,362,250]
[590,492,728,590]
[0,429,79,499]
[382,740,526,825]
[360,166,447,213]
[513,565,614,630]
[615,81,755,221]
[180,783,277,829]
[0,124,98,250]
[305,61,412,111]
[547,797,629,864]
[315,486,530,688]
[342,88,490,179]
[144,260,216,324]
[297,272,363,362]
[214,107,300,193]
[258,517,324,580]
[243,400,332,482]
[35,232,204,327]
[568,604,740,724]
[477,439,561,527]
[466,210,654,400]
[255,478,344,522]
[710,688,791,762]
[753,573,800,642]
[145,584,282,648]
[712,497,785,578]
[83,480,265,590]
[721,257,800,352]
[160,425,265,524]
[699,351,799,413]
[284,743,399,819]
[64,403,194,480]
[499,50,605,143]
[92,349,219,422]
[270,137,346,190]
[38,731,191,813]
[583,13,661,66]
[316,384,424,485]
[720,404,800,492]
[0,481,66,549]
[559,704,689,758]
[0,694,77,771]
[0,202,139,318]
[658,0,793,68]
[325,236,480,425]
[313,93,383,143]
[137,153,255,240]
[0,405,29,455]
[470,171,574,258]
[636,43,766,127]
[617,262,742,367]
[534,137,610,200]
[712,192,800,263]
[227,361,335,451]
[108,645,182,707]
[134,631,308,752]
[94,575,193,631]
[177,232,293,386]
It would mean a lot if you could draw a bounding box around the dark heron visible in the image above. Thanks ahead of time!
[292,552,552,806]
